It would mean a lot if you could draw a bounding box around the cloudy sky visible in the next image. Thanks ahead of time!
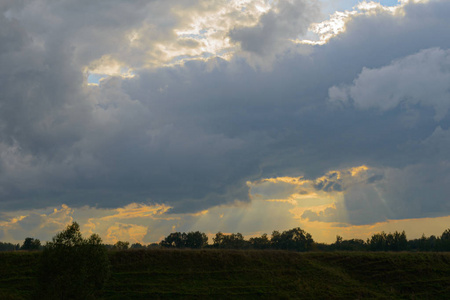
[1,0,450,245]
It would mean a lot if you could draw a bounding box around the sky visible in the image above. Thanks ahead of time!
[1,0,450,245]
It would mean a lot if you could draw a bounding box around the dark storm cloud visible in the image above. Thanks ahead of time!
[1,0,450,225]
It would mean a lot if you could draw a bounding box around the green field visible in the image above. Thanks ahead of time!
[1,250,450,299]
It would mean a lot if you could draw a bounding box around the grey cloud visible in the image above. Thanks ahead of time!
[177,38,200,48]
[302,183,394,225]
[1,0,450,226]
[340,163,450,225]
[229,0,320,56]
[329,48,450,121]
[366,174,383,184]
[314,171,344,192]
[301,206,338,223]
[302,162,450,225]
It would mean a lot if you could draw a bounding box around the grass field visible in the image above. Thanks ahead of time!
[1,250,450,299]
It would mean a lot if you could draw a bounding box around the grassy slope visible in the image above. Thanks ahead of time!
[1,250,450,299]
[0,252,39,300]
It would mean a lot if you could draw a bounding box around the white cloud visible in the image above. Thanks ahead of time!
[299,0,402,45]
[329,48,450,120]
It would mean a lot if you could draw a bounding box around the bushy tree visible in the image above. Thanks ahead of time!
[271,228,314,251]
[213,232,248,249]
[439,228,450,251]
[249,233,270,249]
[113,241,130,250]
[441,229,450,240]
[409,234,438,251]
[332,236,367,251]
[38,222,110,299]
[160,232,184,248]
[184,231,208,249]
[130,243,144,249]
[368,232,387,251]
[20,237,41,250]
[388,231,408,251]
[147,243,160,249]
[213,232,226,248]
[271,231,282,248]
[368,231,407,251]
[0,241,20,251]
[160,231,208,248]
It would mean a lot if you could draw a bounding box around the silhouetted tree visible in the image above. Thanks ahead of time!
[249,233,270,249]
[184,231,208,248]
[160,231,209,249]
[442,229,450,239]
[130,243,144,249]
[332,236,367,251]
[20,237,41,250]
[230,233,248,249]
[271,231,281,247]
[407,234,438,251]
[213,232,225,248]
[160,232,184,248]
[147,243,160,249]
[213,232,248,249]
[113,241,130,250]
[428,235,438,251]
[368,232,387,251]
[271,228,314,251]
[38,222,110,299]
[439,228,450,251]
[0,242,20,251]
[389,231,407,251]
[368,231,407,251]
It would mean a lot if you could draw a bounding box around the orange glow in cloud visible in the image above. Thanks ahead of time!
[105,222,148,244]
[101,203,171,220]
[1,164,450,245]
[302,215,450,244]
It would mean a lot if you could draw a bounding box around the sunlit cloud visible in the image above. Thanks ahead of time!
[297,0,415,45]
[82,0,274,84]
[1,159,450,245]
[2,195,450,245]
[0,205,74,243]
[105,223,148,244]
[0,165,384,244]
[4,164,436,244]
[86,55,135,86]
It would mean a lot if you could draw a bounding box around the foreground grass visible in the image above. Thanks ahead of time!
[0,251,39,300]
[1,250,450,299]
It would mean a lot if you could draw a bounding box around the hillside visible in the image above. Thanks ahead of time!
[1,250,450,299]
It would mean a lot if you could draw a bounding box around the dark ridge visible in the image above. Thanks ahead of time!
[2,250,450,299]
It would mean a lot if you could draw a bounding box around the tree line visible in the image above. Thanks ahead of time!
[3,227,450,252]
[324,229,450,252]
[156,228,450,252]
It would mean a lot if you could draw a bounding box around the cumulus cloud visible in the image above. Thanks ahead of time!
[0,205,73,242]
[1,0,450,234]
[301,163,450,225]
[329,48,450,120]
[0,200,299,244]
[229,0,320,57]
[3,164,450,244]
